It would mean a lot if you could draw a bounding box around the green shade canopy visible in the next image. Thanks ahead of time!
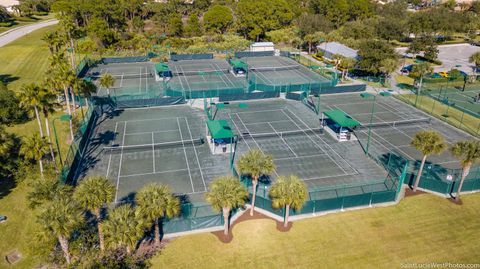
[230,59,248,70]
[206,120,234,139]
[379,91,391,97]
[59,114,72,121]
[323,109,360,128]
[155,63,170,73]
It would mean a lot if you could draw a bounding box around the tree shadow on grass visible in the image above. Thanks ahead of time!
[0,74,20,85]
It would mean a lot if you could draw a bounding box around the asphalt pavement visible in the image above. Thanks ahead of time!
[0,19,58,47]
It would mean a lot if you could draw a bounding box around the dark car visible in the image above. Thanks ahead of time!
[0,215,6,223]
[401,65,414,73]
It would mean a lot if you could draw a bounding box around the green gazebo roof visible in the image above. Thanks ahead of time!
[323,109,360,128]
[206,120,234,139]
[155,63,170,73]
[230,59,248,70]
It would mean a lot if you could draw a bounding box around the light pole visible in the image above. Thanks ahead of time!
[360,92,392,155]
[360,93,376,156]
[53,114,73,166]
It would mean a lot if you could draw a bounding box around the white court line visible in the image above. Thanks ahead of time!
[274,153,327,161]
[124,129,179,136]
[120,73,124,88]
[284,108,357,174]
[234,108,286,115]
[268,122,298,157]
[145,67,148,93]
[177,118,195,193]
[213,62,233,87]
[138,67,142,93]
[106,122,119,178]
[368,130,416,160]
[254,70,275,85]
[174,66,186,92]
[245,119,294,125]
[178,66,193,92]
[116,116,182,124]
[185,117,207,191]
[152,132,155,173]
[119,168,190,178]
[114,121,127,202]
[234,113,280,177]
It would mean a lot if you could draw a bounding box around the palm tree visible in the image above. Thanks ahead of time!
[205,176,248,235]
[74,78,97,109]
[39,86,59,172]
[450,141,480,200]
[269,175,308,228]
[103,205,146,254]
[49,54,76,141]
[0,126,13,156]
[99,73,116,96]
[411,62,433,106]
[410,130,447,192]
[42,31,64,55]
[73,176,115,251]
[17,83,45,137]
[37,196,83,265]
[339,57,356,80]
[237,149,276,216]
[135,183,180,248]
[20,134,50,176]
[468,52,480,75]
[379,58,400,86]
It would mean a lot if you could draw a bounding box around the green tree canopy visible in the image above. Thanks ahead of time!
[184,12,203,37]
[269,175,308,227]
[203,5,233,34]
[236,0,294,41]
[357,40,399,75]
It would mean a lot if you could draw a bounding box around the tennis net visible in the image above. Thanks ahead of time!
[172,69,230,76]
[88,73,153,80]
[103,138,204,154]
[238,128,323,140]
[356,118,432,131]
[249,65,301,72]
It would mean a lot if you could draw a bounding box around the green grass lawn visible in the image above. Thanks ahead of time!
[395,94,480,137]
[150,193,480,269]
[0,182,45,268]
[0,14,56,34]
[0,24,57,91]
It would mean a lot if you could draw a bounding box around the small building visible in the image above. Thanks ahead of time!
[317,42,358,60]
[250,42,275,52]
[0,0,19,13]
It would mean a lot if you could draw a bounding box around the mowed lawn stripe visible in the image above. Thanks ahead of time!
[0,25,57,91]
[150,193,480,269]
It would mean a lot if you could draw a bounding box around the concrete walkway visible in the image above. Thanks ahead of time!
[0,19,58,47]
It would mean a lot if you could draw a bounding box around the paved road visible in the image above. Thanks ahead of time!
[0,19,58,47]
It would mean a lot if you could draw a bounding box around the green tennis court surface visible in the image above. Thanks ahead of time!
[316,93,476,171]
[87,62,164,97]
[75,99,392,205]
[424,86,480,116]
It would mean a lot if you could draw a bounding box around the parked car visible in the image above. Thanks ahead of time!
[438,71,449,78]
[431,73,442,78]
[0,215,6,223]
[401,64,414,73]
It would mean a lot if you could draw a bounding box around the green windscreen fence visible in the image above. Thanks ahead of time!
[235,152,409,218]
[170,53,214,61]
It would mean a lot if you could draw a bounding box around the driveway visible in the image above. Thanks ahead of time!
[0,19,58,47]
[396,43,480,74]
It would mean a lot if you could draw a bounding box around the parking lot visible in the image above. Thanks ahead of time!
[396,43,480,74]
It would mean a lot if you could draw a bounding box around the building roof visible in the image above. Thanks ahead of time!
[230,59,248,70]
[323,109,360,128]
[206,120,234,139]
[155,63,170,73]
[250,42,274,47]
[0,0,18,7]
[317,42,358,59]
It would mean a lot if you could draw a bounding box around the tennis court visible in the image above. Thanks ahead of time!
[245,56,333,91]
[424,87,480,116]
[166,59,246,98]
[317,93,476,170]
[75,98,392,204]
[214,99,388,191]
[76,105,231,204]
[87,62,164,97]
